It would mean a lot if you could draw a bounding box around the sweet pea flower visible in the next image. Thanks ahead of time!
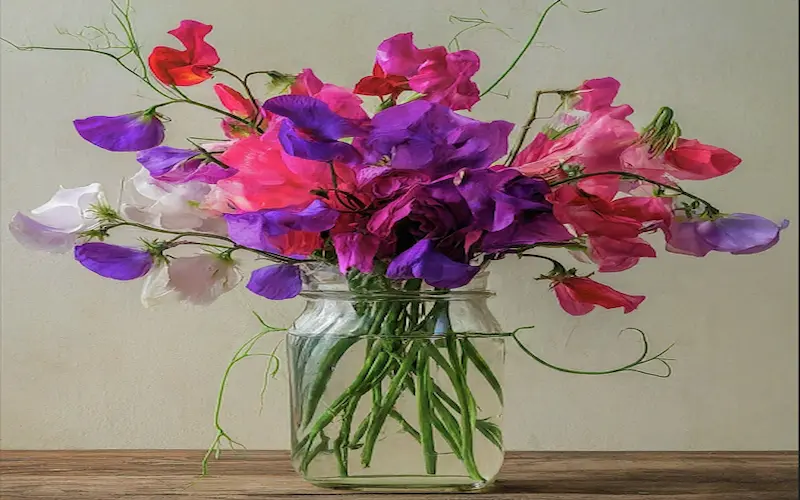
[246,264,302,300]
[364,100,513,175]
[9,183,105,253]
[136,146,234,184]
[386,239,480,289]
[262,95,365,164]
[585,235,657,272]
[333,232,381,274]
[354,62,411,100]
[122,169,226,233]
[663,138,741,180]
[141,253,242,307]
[665,213,789,257]
[292,69,369,122]
[74,242,153,281]
[372,33,480,110]
[214,83,263,138]
[74,111,165,152]
[550,275,645,316]
[148,20,220,87]
[224,200,338,257]
[573,77,623,112]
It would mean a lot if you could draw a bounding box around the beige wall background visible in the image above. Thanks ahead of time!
[1,0,797,451]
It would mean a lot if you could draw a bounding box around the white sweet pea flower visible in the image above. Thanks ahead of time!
[141,253,242,307]
[122,168,226,234]
[8,183,105,253]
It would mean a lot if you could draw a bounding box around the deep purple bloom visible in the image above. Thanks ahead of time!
[74,243,153,280]
[481,213,574,253]
[224,200,339,253]
[74,111,165,152]
[455,168,552,232]
[666,213,789,257]
[262,95,365,164]
[136,146,234,184]
[386,239,479,289]
[246,264,302,300]
[364,100,513,175]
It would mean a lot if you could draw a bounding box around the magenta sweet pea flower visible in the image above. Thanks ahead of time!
[375,33,480,110]
[74,243,153,280]
[333,233,380,274]
[73,111,165,152]
[262,95,365,164]
[386,239,480,289]
[224,200,339,254]
[665,213,789,257]
[246,264,302,300]
[574,77,622,112]
[136,146,234,184]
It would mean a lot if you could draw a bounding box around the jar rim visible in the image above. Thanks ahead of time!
[298,289,495,301]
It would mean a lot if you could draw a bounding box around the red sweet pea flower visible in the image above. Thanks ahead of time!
[663,138,741,180]
[148,20,220,87]
[213,83,262,138]
[551,276,645,316]
[354,63,411,100]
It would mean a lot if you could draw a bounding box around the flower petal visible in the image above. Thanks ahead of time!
[277,121,362,164]
[74,243,153,281]
[74,112,165,152]
[262,95,363,141]
[386,239,479,289]
[246,264,302,300]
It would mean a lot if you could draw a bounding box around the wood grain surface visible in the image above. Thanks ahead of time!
[0,450,796,499]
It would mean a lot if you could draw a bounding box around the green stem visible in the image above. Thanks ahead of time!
[461,338,503,404]
[388,409,421,442]
[480,0,565,97]
[360,342,422,468]
[504,89,572,166]
[416,348,437,475]
[549,171,720,213]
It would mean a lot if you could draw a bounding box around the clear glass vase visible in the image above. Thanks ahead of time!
[287,267,506,492]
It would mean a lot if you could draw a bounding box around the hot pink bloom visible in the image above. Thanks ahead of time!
[369,33,480,110]
[552,276,645,316]
[549,185,672,239]
[586,235,657,272]
[663,138,741,180]
[214,83,262,138]
[574,77,622,112]
[148,20,219,87]
[291,69,369,122]
[213,127,357,212]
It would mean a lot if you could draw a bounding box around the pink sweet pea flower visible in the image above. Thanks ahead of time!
[663,138,741,180]
[214,83,262,138]
[148,20,220,87]
[367,33,480,110]
[574,77,622,112]
[586,235,657,272]
[333,232,381,274]
[551,276,645,316]
[291,68,369,122]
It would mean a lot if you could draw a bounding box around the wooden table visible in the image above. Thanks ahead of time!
[0,451,796,499]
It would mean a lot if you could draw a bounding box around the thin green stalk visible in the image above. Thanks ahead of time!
[416,348,437,474]
[504,89,572,166]
[480,0,565,97]
[388,409,421,442]
[461,339,504,404]
[302,336,361,426]
[334,395,361,477]
[360,342,422,468]
[444,333,484,482]
[431,393,463,460]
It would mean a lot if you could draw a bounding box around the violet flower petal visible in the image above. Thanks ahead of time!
[277,121,362,164]
[137,146,197,177]
[481,213,573,253]
[74,243,153,280]
[262,95,363,140]
[74,112,165,152]
[386,239,479,289]
[664,220,714,257]
[246,264,302,300]
[698,213,788,254]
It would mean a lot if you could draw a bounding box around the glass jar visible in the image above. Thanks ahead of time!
[287,267,506,492]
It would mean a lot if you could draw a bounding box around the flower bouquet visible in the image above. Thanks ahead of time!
[5,0,788,492]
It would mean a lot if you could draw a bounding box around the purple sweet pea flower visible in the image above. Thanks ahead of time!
[455,168,552,232]
[333,232,380,273]
[224,200,339,253]
[262,95,365,164]
[74,111,165,152]
[74,242,153,280]
[364,100,513,175]
[136,146,234,184]
[386,239,479,289]
[246,264,302,300]
[666,213,789,256]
